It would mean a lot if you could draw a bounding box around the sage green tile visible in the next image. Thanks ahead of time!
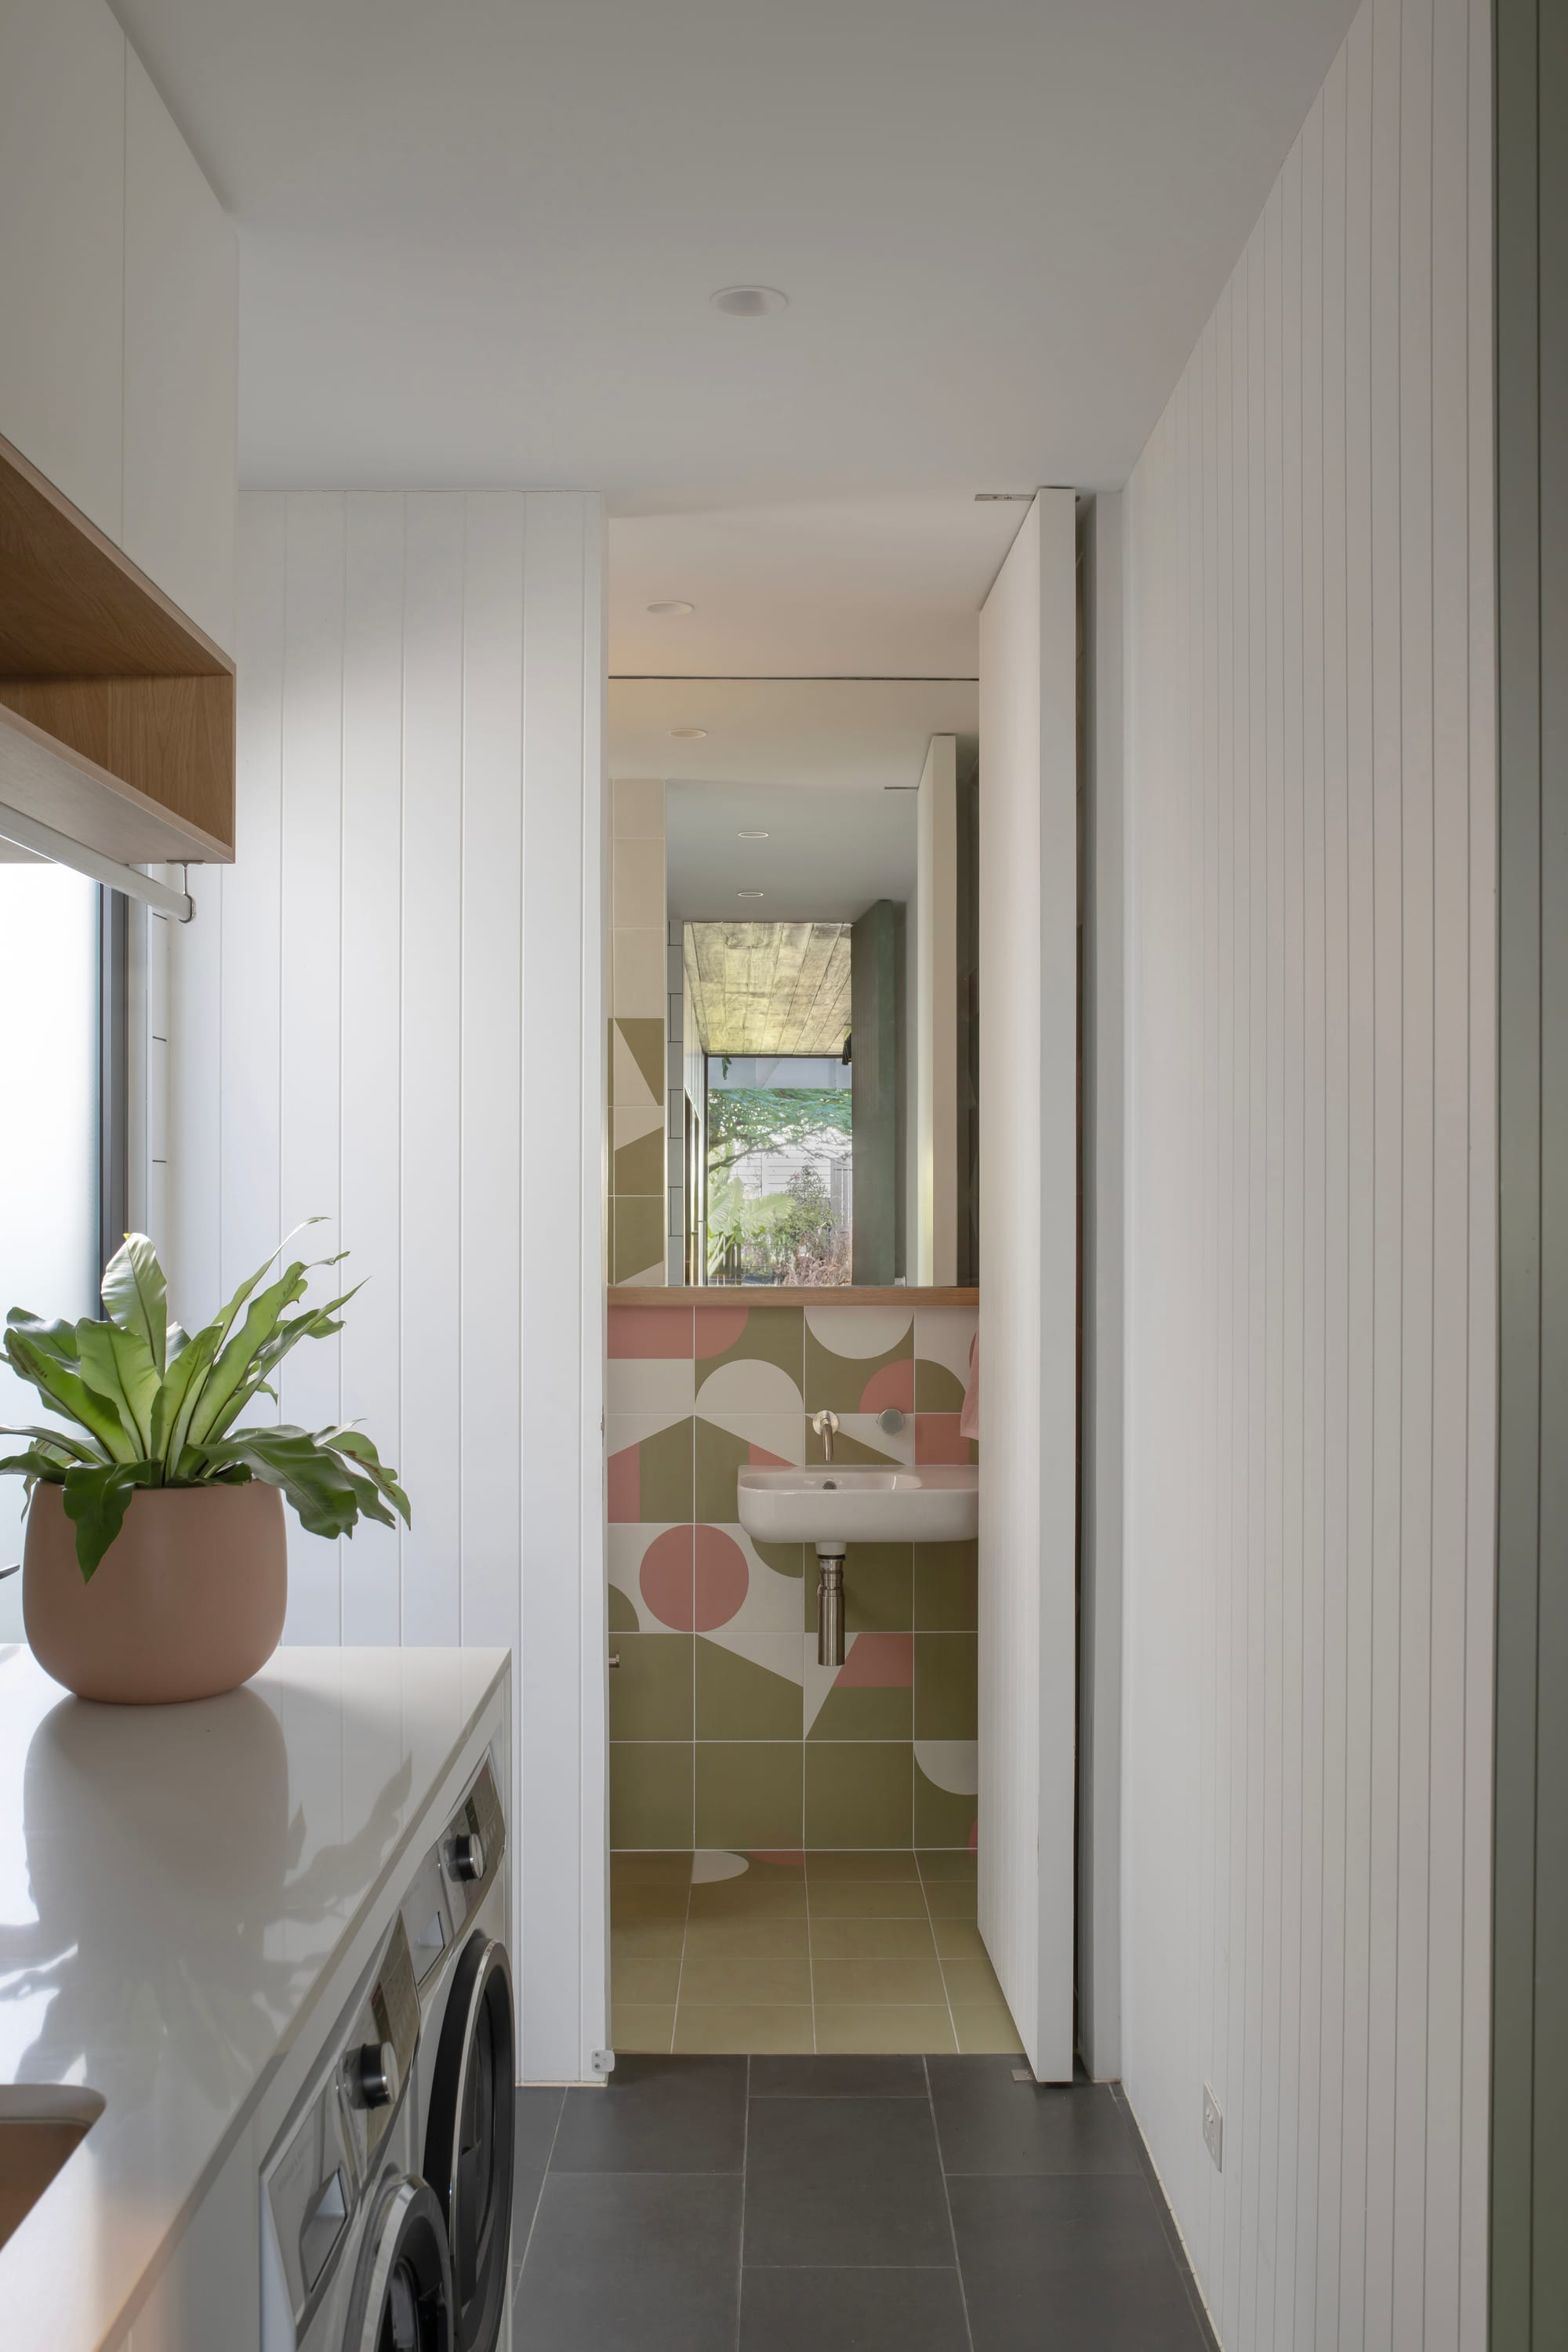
[923,1879,978,1918]
[804,1742,913,1849]
[809,1917,937,1960]
[608,1581,641,1634]
[755,1537,807,1581]
[694,1417,750,1523]
[913,1767,977,1851]
[695,1636,801,1740]
[611,1742,692,1849]
[609,1633,694,1740]
[613,1122,667,1198]
[678,1955,813,2005]
[613,2004,675,2053]
[683,1915,811,1959]
[611,1851,693,1885]
[610,1882,689,1921]
[807,1881,927,1918]
[612,1957,682,2005]
[687,1872,808,1919]
[612,1194,666,1283]
[637,1417,695,1523]
[951,2002,1025,2056]
[695,1741,803,1849]
[808,1681,912,1741]
[931,1918,988,1958]
[815,2005,956,2054]
[914,1633,978,1738]
[695,1303,804,1392]
[615,1016,666,1103]
[804,1318,913,1414]
[940,1955,1008,2005]
[811,1957,946,2005]
[913,1542,978,1631]
[916,1848,978,1880]
[802,1543,912,1631]
[673,2005,814,2054]
[805,1849,921,1881]
[611,1919,686,1959]
[914,1357,967,1412]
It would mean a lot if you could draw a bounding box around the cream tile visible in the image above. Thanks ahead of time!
[613,2003,675,2053]
[682,1915,810,1960]
[673,2005,814,2055]
[808,1880,930,1918]
[607,1354,695,1415]
[678,1955,814,2005]
[613,836,666,928]
[814,2005,956,2054]
[613,778,664,840]
[612,926,667,1018]
[809,1918,938,1961]
[811,1957,946,2005]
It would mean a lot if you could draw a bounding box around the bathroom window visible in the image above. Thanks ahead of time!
[0,865,114,1600]
[704,1053,852,1284]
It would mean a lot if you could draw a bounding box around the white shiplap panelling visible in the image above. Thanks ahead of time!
[166,490,608,2083]
[1120,1,1494,2345]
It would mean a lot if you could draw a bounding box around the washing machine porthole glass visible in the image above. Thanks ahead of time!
[425,1935,516,2352]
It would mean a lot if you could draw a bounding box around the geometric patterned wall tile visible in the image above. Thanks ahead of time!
[607,1415,695,1523]
[693,1352,805,1420]
[612,1743,695,1849]
[913,1303,978,1411]
[695,1416,802,1520]
[914,1633,978,1740]
[695,1524,805,1636]
[913,1413,978,1467]
[608,1523,688,1632]
[803,1631,914,1740]
[695,1302,805,1394]
[913,1742,978,1849]
[610,1633,695,1740]
[612,1105,667,1198]
[612,1193,666,1283]
[804,1304,915,1414]
[695,1636,804,1740]
[798,1543,913,1634]
[695,1743,804,1849]
[913,1541,978,1632]
[611,1016,666,1107]
[804,1741,913,1847]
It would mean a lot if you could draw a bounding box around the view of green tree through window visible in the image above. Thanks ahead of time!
[705,1054,852,1284]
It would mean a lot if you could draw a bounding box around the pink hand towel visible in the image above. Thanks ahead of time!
[959,1330,980,1441]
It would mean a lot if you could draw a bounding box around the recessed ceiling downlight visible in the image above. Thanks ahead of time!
[737,829,769,840]
[710,285,789,318]
[738,890,766,899]
[670,727,707,739]
[647,600,695,615]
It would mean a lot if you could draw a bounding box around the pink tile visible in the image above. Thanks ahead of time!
[694,1302,750,1358]
[915,1414,977,1466]
[639,1524,696,1629]
[859,1359,915,1415]
[694,1524,750,1629]
[835,1632,914,1689]
[608,1305,693,1359]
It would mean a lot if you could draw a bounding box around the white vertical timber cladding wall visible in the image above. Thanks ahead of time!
[1120,1,1495,2344]
[976,493,1077,2082]
[167,490,608,2083]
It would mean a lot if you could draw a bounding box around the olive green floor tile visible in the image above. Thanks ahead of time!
[612,1957,682,2005]
[673,2005,815,2054]
[807,1879,929,1918]
[609,1634,695,1740]
[804,1849,921,1881]
[809,1917,938,1961]
[695,1740,803,1849]
[611,1850,695,1886]
[678,1955,814,2005]
[923,1881,978,1918]
[814,2005,956,2054]
[931,1918,989,1958]
[916,1848,978,1880]
[611,1919,686,1959]
[950,2000,1025,2055]
[687,1874,808,1919]
[811,1956,947,2005]
[609,1882,690,1922]
[913,1543,979,1631]
[913,1634,978,1739]
[611,1742,694,1849]
[612,2004,676,2053]
[939,1955,1007,2004]
[804,1742,913,1848]
[683,1914,810,1960]
[695,1637,802,1740]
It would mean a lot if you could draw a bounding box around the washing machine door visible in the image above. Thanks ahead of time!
[423,1935,515,2352]
[344,2176,454,2352]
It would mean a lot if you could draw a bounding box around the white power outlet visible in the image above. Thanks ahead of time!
[1202,2083,1224,2172]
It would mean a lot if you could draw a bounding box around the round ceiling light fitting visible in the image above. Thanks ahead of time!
[669,727,707,740]
[646,599,694,615]
[737,829,769,840]
[738,890,766,899]
[710,285,789,318]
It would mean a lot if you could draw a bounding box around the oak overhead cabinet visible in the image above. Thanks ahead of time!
[0,0,238,864]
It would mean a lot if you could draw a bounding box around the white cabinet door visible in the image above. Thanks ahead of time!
[0,0,125,537]
[122,47,238,654]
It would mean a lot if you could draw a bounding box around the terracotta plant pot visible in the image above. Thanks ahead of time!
[23,1480,287,1705]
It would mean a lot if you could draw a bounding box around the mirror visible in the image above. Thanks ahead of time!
[608,678,978,1288]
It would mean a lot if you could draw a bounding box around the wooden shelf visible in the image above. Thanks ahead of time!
[608,1286,979,1307]
[0,430,234,862]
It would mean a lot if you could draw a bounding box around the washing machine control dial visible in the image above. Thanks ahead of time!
[449,1830,485,1883]
[350,2038,399,2110]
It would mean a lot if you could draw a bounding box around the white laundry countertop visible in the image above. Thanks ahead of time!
[0,1642,509,2350]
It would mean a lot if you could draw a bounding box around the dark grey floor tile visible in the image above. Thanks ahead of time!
[515,2172,742,2352]
[741,2265,971,2351]
[744,2094,953,2269]
[750,2054,927,2097]
[928,2055,1139,2176]
[949,2175,1208,2352]
[510,2086,564,2258]
[550,2054,746,2172]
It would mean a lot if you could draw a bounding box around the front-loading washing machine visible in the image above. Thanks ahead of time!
[399,1748,514,2352]
[260,1911,453,2352]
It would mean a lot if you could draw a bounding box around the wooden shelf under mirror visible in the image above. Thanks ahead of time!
[608,1287,979,1306]
[0,431,234,864]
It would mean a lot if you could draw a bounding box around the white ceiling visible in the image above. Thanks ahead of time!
[610,677,978,789]
[116,0,1355,673]
[667,781,916,925]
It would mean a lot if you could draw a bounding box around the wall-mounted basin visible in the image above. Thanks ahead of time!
[737,1465,978,1547]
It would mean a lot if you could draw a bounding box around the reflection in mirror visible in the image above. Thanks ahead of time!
[608,678,978,1287]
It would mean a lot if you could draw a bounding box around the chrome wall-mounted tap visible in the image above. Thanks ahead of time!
[811,1408,840,1463]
